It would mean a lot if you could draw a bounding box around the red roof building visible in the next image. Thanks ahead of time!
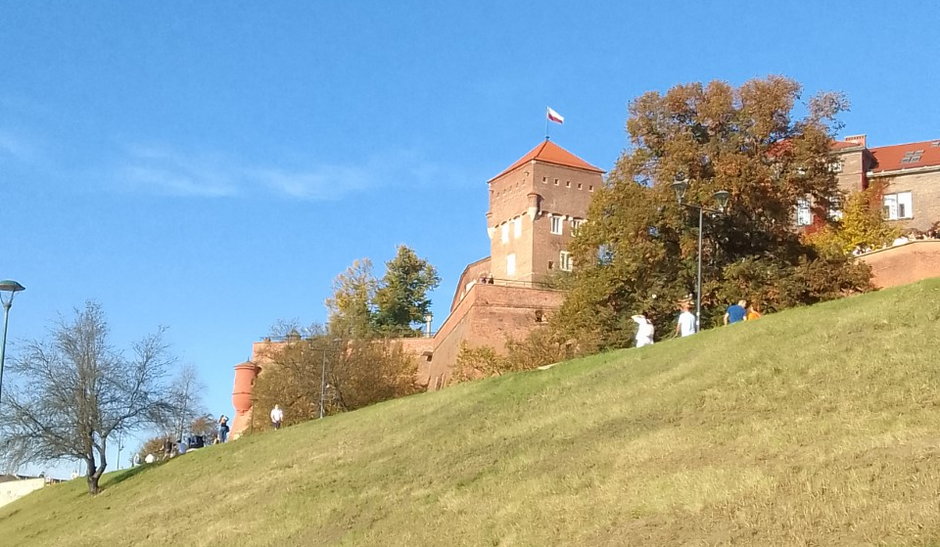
[870,140,940,173]
[489,139,604,182]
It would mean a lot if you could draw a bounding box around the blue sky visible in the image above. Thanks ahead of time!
[2,2,938,471]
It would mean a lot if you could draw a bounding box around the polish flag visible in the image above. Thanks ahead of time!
[546,107,565,124]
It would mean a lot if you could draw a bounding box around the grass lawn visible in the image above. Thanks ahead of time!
[2,278,940,545]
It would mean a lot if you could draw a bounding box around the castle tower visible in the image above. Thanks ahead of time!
[486,140,604,283]
[230,360,260,439]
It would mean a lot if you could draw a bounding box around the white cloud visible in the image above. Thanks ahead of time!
[0,130,38,163]
[117,146,240,197]
[115,144,446,201]
[252,164,371,200]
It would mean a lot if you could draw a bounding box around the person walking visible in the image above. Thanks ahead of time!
[723,300,747,325]
[631,312,655,348]
[218,415,230,443]
[675,303,697,337]
[270,404,284,430]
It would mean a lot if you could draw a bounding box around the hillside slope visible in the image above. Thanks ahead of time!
[2,279,940,545]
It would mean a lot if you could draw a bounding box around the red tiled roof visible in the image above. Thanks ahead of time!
[770,138,860,157]
[870,140,940,173]
[489,140,604,182]
[831,140,863,151]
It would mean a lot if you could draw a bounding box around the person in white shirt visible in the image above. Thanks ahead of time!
[631,312,655,348]
[675,303,697,337]
[270,404,284,430]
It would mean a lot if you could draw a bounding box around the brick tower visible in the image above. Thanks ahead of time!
[485,139,604,283]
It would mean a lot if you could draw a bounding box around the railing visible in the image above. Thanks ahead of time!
[470,277,556,290]
[257,331,438,342]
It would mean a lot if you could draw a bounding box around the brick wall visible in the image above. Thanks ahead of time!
[487,162,601,282]
[872,169,940,232]
[834,149,868,194]
[859,240,940,288]
[425,283,565,389]
[450,257,492,311]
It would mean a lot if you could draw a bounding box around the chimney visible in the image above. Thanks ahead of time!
[844,134,867,148]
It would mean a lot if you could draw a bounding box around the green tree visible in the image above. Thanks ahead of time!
[373,245,440,336]
[557,76,872,349]
[806,180,900,253]
[325,259,377,338]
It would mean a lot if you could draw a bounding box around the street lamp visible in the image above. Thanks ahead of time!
[0,279,26,405]
[319,338,343,419]
[671,175,729,332]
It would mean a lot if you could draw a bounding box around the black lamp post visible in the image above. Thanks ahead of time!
[671,176,729,332]
[319,338,344,419]
[319,348,328,419]
[0,279,26,406]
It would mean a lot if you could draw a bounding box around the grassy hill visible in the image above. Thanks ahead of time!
[3,279,940,545]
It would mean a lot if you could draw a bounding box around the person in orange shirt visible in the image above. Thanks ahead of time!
[746,303,762,321]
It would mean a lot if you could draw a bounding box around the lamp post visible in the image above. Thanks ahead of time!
[671,176,729,332]
[0,279,26,406]
[319,338,343,419]
[319,347,328,419]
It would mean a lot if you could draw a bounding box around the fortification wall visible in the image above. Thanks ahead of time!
[426,283,564,389]
[859,240,940,288]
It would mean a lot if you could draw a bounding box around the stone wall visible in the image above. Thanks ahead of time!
[859,240,940,288]
[426,282,565,390]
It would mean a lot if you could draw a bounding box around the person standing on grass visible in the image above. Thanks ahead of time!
[218,415,230,443]
[675,303,697,337]
[723,299,747,325]
[631,312,655,348]
[270,404,284,430]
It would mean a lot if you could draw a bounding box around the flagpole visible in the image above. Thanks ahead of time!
[545,107,550,140]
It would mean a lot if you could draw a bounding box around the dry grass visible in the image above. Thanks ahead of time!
[3,278,940,545]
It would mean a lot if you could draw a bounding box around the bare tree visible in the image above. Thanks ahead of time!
[161,364,207,441]
[0,301,174,495]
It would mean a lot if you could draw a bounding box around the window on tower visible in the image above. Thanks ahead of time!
[501,223,509,243]
[550,216,563,235]
[514,217,522,238]
[559,251,573,271]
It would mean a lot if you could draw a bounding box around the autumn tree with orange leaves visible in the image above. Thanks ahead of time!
[555,76,871,351]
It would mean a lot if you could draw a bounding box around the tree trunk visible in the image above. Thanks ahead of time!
[85,444,108,495]
[85,457,100,495]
